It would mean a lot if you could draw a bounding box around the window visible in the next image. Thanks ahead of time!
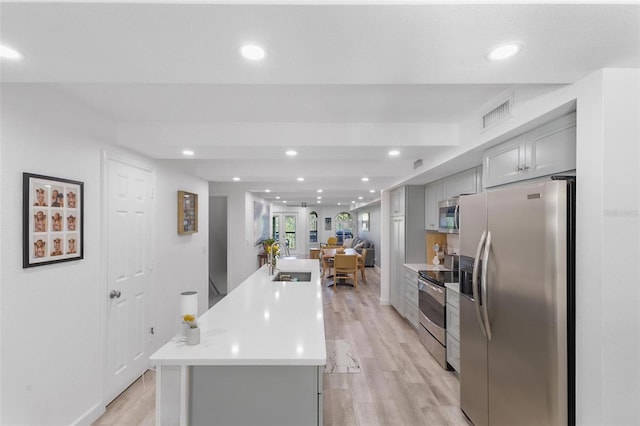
[335,212,353,244]
[309,211,318,243]
[284,215,296,250]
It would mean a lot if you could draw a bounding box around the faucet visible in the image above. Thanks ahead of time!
[267,242,279,275]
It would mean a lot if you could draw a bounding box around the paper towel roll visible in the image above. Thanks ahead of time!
[180,291,198,317]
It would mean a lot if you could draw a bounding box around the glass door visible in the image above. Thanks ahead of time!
[272,212,299,256]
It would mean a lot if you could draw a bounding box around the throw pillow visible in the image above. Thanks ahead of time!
[353,241,365,249]
[343,238,353,248]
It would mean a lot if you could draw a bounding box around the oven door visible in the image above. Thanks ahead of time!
[418,278,446,345]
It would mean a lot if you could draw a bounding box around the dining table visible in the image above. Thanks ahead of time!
[321,248,362,287]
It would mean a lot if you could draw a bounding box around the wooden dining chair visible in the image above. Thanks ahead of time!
[357,248,368,284]
[333,254,358,290]
[321,247,333,278]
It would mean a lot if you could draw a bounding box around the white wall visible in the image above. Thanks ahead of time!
[354,205,381,266]
[0,85,209,425]
[573,69,640,425]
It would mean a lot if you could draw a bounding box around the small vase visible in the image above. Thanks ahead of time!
[186,326,200,345]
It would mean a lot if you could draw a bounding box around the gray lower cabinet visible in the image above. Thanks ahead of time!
[483,112,576,188]
[404,267,419,329]
[446,288,460,372]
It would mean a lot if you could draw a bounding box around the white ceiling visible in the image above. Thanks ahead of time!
[2,1,639,206]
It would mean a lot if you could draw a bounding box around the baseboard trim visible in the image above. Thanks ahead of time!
[72,402,104,426]
[379,297,390,305]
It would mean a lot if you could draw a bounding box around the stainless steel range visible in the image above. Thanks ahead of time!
[417,270,458,369]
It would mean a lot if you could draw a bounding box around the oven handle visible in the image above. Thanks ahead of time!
[481,231,493,341]
[418,279,446,305]
[472,230,487,337]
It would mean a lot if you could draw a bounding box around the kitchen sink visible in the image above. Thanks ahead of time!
[272,272,312,282]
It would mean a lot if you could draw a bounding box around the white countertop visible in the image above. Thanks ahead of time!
[150,259,326,367]
[404,263,454,273]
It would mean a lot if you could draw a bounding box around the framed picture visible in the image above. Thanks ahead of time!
[23,172,84,268]
[324,217,332,231]
[178,190,198,234]
[361,212,370,231]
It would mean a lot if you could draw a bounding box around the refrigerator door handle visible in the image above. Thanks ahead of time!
[454,204,460,230]
[481,231,493,340]
[472,230,487,337]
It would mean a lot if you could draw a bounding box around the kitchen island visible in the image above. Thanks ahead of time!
[150,259,326,426]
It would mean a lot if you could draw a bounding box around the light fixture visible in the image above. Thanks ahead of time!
[361,177,369,182]
[240,44,266,61]
[297,177,304,182]
[182,149,194,156]
[338,202,341,206]
[232,177,241,181]
[317,201,322,204]
[265,189,271,193]
[283,200,287,203]
[0,44,22,60]
[317,196,322,200]
[276,196,281,199]
[358,196,363,200]
[317,189,323,193]
[369,189,375,193]
[388,150,400,157]
[351,200,356,204]
[487,42,523,61]
[285,150,297,157]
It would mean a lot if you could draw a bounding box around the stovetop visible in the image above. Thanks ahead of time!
[418,269,459,287]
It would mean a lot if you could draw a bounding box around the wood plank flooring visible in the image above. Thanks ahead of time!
[94,266,471,425]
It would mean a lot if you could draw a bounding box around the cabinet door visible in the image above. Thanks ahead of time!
[391,187,406,216]
[425,181,442,230]
[390,217,405,316]
[526,113,576,178]
[442,168,478,199]
[482,135,526,188]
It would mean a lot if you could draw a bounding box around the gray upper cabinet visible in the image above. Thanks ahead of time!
[425,180,442,231]
[442,167,479,200]
[483,112,576,188]
[390,187,406,216]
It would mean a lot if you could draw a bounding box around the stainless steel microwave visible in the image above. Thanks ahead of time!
[438,198,459,233]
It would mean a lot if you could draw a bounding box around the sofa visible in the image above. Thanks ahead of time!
[344,237,375,267]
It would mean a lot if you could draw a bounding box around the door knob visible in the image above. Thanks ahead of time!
[109,290,122,299]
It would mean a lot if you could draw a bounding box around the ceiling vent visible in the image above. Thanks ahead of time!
[413,159,423,169]
[482,97,513,130]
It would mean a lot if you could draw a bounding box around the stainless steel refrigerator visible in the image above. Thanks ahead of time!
[458,177,575,426]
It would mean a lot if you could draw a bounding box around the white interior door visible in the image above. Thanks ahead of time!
[105,157,153,403]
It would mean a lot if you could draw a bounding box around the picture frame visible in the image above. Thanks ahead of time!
[324,217,332,231]
[178,190,198,234]
[23,172,84,268]
[361,212,370,231]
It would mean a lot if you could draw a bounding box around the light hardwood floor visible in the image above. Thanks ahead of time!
[94,266,471,425]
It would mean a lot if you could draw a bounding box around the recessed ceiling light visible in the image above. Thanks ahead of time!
[0,44,22,60]
[297,177,304,182]
[317,189,323,193]
[240,44,266,61]
[182,149,194,156]
[369,189,375,193]
[351,200,356,204]
[361,177,369,182]
[338,202,341,206]
[317,201,322,204]
[487,42,523,61]
[285,150,297,157]
[388,150,400,157]
[358,196,363,200]
[265,189,271,193]
[276,196,281,199]
[283,200,287,203]
[317,196,322,200]
[232,177,240,181]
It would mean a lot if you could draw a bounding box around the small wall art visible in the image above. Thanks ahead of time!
[324,217,332,231]
[361,212,370,231]
[178,190,198,234]
[23,172,84,268]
